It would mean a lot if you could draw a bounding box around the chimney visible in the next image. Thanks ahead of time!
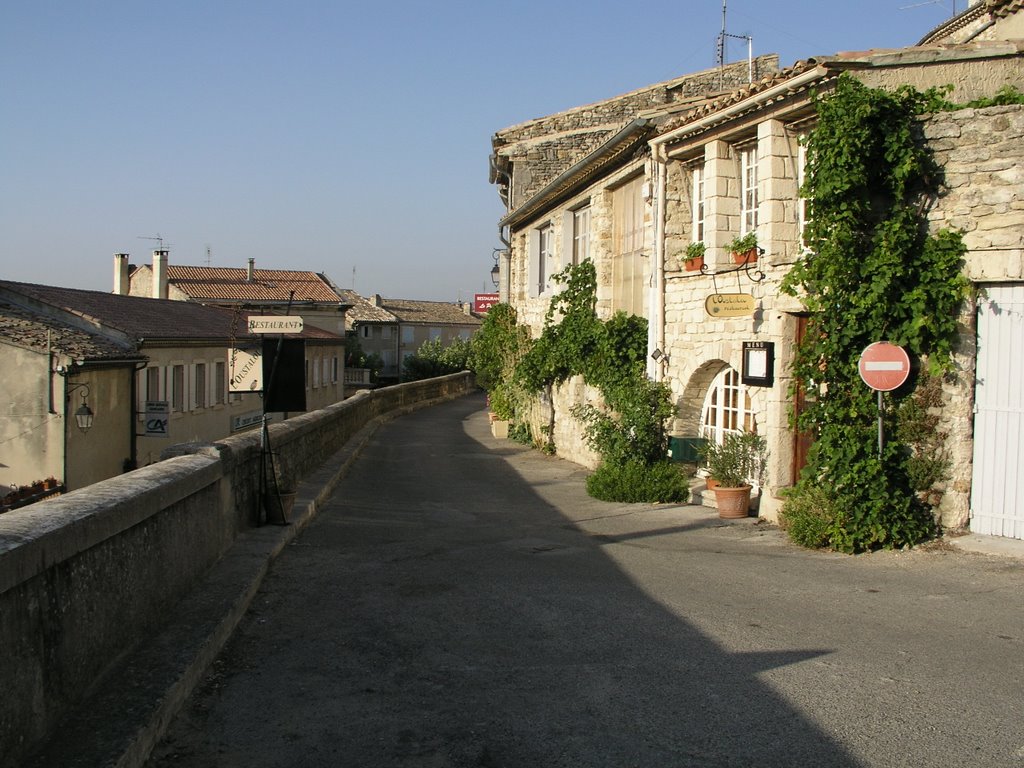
[113,253,130,295]
[372,294,383,307]
[153,250,169,300]
[247,258,255,281]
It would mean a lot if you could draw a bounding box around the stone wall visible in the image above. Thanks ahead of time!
[0,373,474,767]
[494,57,779,209]
[923,103,1024,528]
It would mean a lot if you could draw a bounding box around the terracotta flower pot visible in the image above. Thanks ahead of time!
[684,256,704,272]
[733,247,758,265]
[713,485,752,519]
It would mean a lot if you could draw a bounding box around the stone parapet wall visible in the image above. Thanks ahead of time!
[0,373,473,767]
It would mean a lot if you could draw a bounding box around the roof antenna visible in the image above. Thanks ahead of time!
[137,233,171,250]
[717,0,754,89]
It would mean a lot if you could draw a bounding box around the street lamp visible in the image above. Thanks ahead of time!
[67,383,94,434]
[490,247,505,290]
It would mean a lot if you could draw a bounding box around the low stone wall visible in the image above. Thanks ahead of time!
[0,373,473,767]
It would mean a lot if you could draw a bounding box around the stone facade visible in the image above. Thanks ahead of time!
[492,34,1024,532]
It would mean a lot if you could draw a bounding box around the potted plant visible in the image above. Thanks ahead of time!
[726,232,759,264]
[699,431,767,518]
[683,241,706,272]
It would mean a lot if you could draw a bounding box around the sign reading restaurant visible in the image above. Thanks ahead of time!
[247,316,304,334]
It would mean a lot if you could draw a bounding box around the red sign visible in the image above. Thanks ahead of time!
[474,293,499,314]
[858,342,911,391]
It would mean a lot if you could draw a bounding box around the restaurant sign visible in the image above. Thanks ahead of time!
[705,293,756,318]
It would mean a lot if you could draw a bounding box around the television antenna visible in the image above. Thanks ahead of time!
[899,0,958,16]
[137,233,171,250]
[717,1,753,88]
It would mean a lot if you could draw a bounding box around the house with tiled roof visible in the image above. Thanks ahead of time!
[0,281,346,496]
[490,2,1024,537]
[339,291,482,382]
[116,251,351,337]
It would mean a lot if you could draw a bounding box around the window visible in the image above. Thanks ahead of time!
[429,327,442,341]
[332,356,339,383]
[214,361,226,405]
[381,326,392,339]
[740,145,758,235]
[402,326,414,344]
[194,363,207,409]
[360,326,370,338]
[700,367,756,447]
[305,359,310,389]
[530,222,554,297]
[312,354,321,388]
[321,356,329,387]
[692,164,706,245]
[572,206,591,265]
[612,175,647,316]
[797,136,811,252]
[171,364,185,412]
[146,366,161,401]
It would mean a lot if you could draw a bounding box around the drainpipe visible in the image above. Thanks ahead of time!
[649,158,668,382]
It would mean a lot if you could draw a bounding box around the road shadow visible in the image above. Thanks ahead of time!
[149,392,857,768]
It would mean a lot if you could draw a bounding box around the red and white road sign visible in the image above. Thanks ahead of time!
[858,342,911,391]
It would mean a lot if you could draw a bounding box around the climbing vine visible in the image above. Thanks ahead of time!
[781,74,969,552]
[516,261,687,503]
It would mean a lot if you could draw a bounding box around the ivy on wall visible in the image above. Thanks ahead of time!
[514,261,687,503]
[781,74,970,552]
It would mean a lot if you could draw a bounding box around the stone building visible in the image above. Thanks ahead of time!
[490,3,1024,538]
[0,281,347,492]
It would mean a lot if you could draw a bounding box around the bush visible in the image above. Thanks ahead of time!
[402,337,472,382]
[586,459,690,504]
[780,485,843,549]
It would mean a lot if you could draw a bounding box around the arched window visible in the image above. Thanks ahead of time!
[700,367,756,446]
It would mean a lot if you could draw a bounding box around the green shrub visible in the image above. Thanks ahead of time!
[780,485,842,549]
[586,459,690,504]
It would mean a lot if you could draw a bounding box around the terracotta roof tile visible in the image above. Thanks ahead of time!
[165,266,344,304]
[381,299,482,326]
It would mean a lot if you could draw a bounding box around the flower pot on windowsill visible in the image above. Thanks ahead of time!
[733,247,758,265]
[684,256,704,272]
[683,242,706,272]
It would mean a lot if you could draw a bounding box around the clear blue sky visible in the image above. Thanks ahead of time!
[1,0,961,301]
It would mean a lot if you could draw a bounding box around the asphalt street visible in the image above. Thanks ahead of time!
[146,393,1024,768]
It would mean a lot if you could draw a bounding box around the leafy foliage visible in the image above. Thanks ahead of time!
[402,337,473,382]
[469,303,533,420]
[698,432,767,488]
[586,459,690,503]
[781,75,967,552]
[516,262,686,503]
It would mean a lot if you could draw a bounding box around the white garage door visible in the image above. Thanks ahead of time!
[971,283,1024,539]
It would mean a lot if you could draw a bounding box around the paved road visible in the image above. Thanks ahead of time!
[147,393,1024,768]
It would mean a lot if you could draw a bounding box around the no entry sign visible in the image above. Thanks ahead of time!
[858,342,911,391]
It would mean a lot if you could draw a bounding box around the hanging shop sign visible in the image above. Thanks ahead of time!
[705,293,755,318]
[229,347,263,393]
[247,315,304,334]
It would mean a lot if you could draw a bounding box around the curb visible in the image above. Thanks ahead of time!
[26,418,385,768]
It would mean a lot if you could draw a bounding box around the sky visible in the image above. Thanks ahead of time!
[0,0,964,302]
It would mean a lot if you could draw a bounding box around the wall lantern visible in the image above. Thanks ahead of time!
[67,383,95,434]
[490,247,504,289]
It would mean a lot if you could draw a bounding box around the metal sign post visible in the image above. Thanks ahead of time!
[858,342,911,458]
